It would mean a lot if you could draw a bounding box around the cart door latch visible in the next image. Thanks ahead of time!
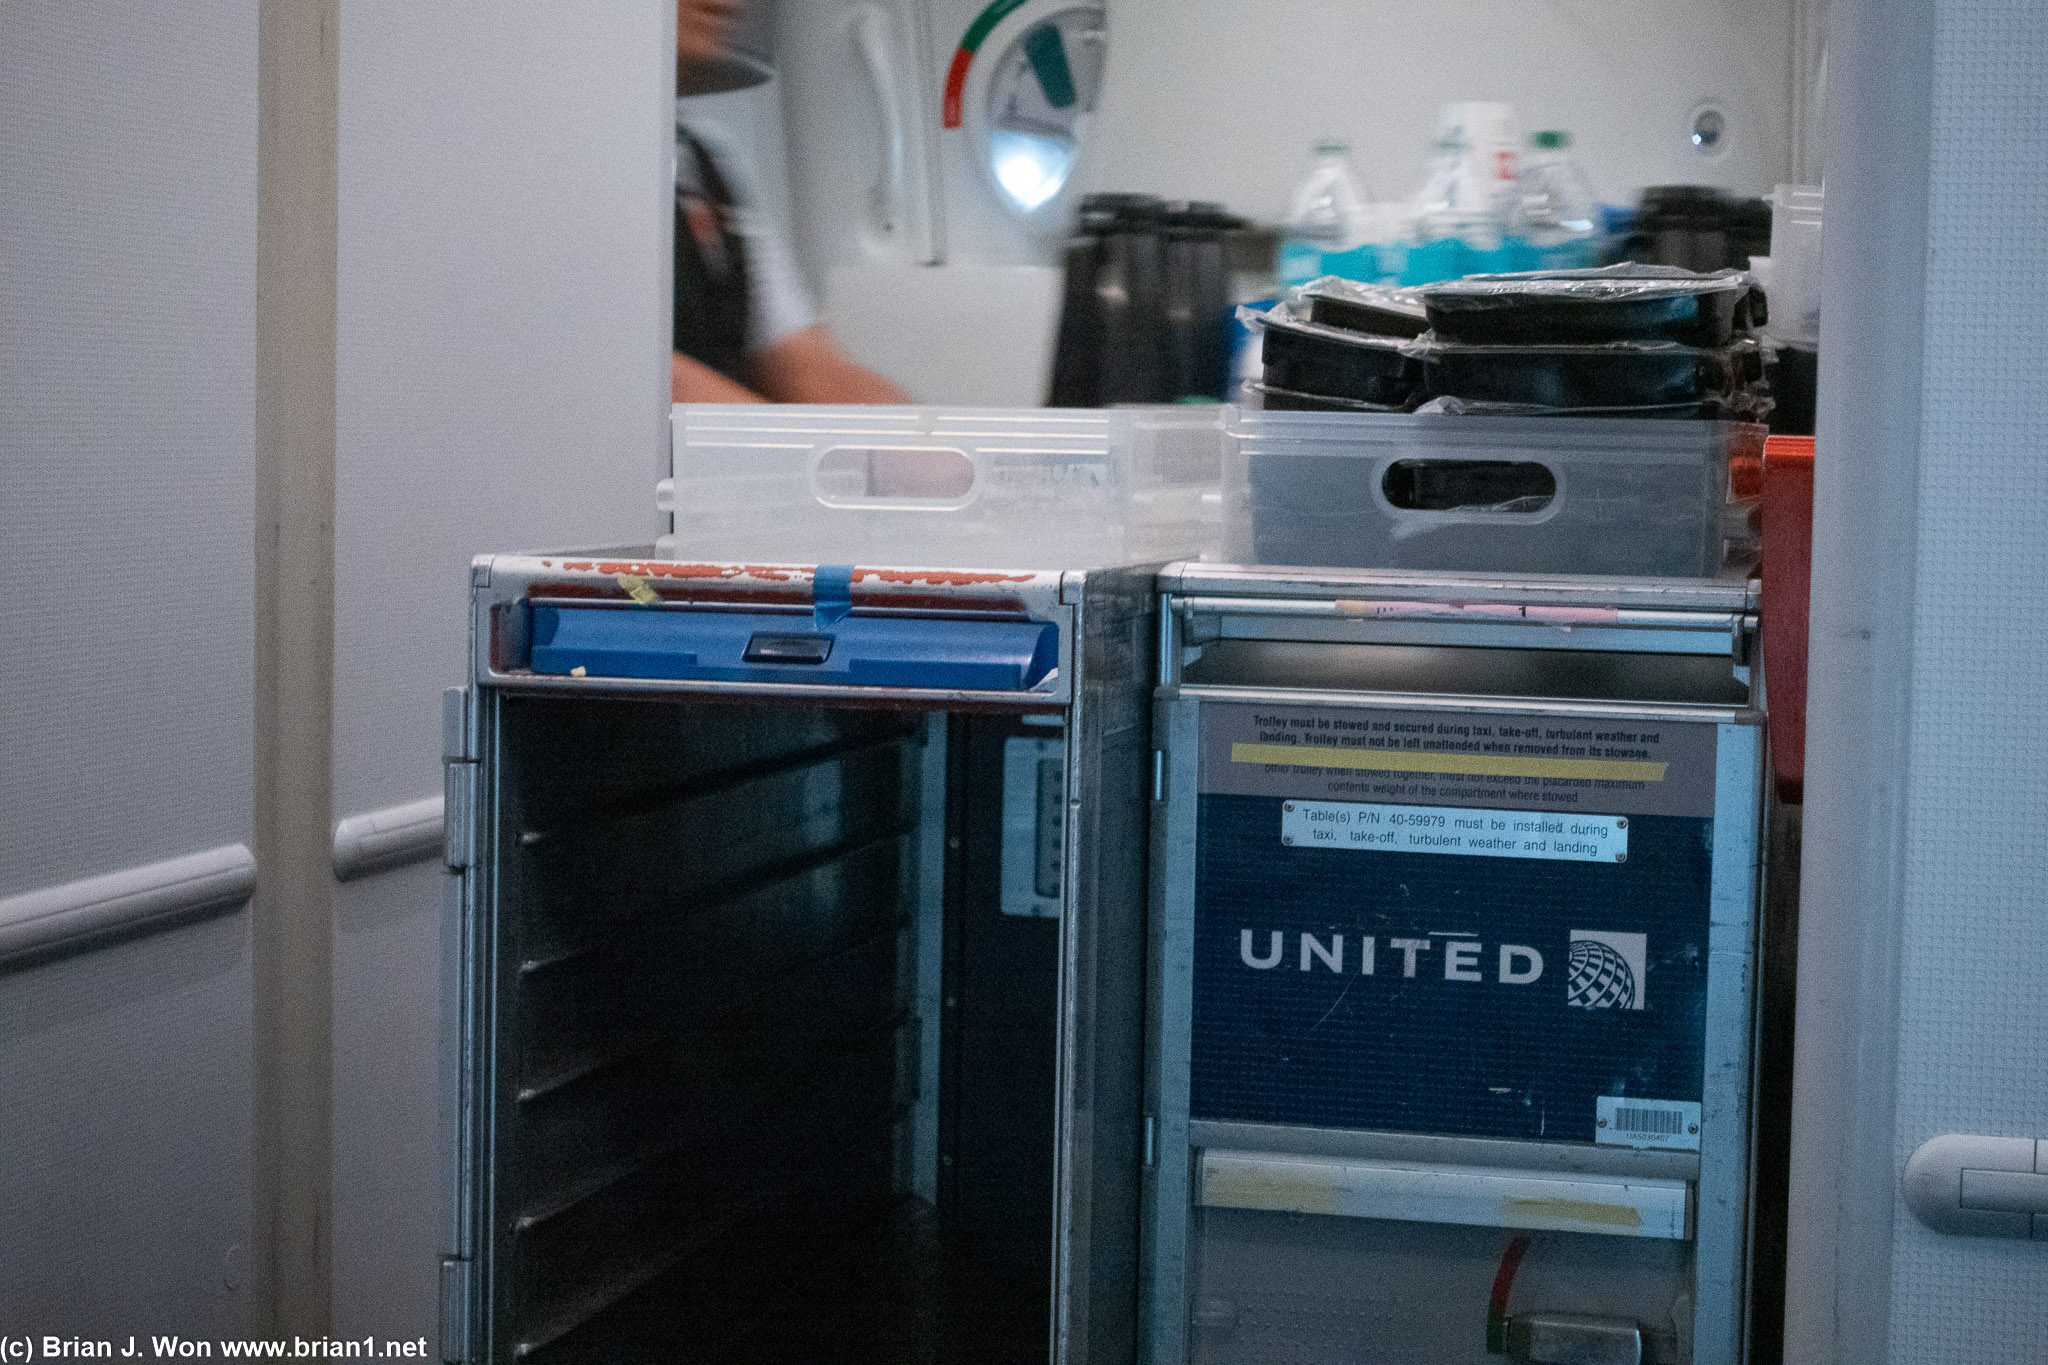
[1904,1134,2048,1239]
[743,631,834,664]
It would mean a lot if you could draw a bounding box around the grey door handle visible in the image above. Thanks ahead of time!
[1902,1134,2048,1239]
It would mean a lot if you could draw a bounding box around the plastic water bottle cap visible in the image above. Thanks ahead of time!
[1531,130,1570,150]
[1314,139,1351,156]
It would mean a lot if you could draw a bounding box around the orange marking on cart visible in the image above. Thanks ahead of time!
[856,568,1037,586]
[576,561,805,583]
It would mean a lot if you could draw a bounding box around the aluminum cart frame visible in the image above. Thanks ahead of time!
[438,550,1157,1364]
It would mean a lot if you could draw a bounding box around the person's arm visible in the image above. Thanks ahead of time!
[746,326,953,494]
[672,350,766,403]
[748,325,910,405]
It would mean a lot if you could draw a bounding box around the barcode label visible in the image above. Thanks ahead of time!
[1595,1096,1701,1150]
[1614,1106,1683,1135]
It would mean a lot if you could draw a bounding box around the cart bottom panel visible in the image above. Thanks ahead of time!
[534,1197,1049,1365]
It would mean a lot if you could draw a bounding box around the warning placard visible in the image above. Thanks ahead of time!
[1201,702,1719,819]
[1280,800,1628,863]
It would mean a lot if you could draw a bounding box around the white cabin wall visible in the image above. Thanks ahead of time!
[0,0,258,1333]
[1083,0,1795,221]
[1788,0,2048,1360]
[1880,0,2047,1356]
[332,0,671,1337]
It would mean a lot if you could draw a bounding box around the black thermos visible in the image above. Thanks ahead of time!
[1049,195,1242,406]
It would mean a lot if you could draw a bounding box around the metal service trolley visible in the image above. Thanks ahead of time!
[434,401,1232,1362]
[437,550,1158,1363]
[1142,565,1765,1365]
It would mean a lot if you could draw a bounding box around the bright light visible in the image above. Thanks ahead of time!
[991,129,1071,212]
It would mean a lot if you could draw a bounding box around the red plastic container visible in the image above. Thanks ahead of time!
[1761,435,1814,803]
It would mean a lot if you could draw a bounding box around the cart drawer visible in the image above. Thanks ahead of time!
[528,605,1059,690]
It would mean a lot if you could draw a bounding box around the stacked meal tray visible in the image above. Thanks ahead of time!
[1242,265,1774,420]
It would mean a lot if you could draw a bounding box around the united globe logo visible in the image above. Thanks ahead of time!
[1566,930,1648,1010]
[1566,940,1635,1008]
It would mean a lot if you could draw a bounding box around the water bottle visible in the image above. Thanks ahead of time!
[1278,140,1374,287]
[1518,130,1601,269]
[1403,102,1527,282]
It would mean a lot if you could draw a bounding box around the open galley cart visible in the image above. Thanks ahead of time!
[438,551,1156,1363]
[1143,566,1767,1365]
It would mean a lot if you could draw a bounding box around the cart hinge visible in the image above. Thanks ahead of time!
[443,760,478,872]
[438,1255,471,1363]
[441,686,474,763]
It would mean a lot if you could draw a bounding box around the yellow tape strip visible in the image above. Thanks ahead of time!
[615,572,661,606]
[1230,743,1667,783]
[1503,1196,1645,1230]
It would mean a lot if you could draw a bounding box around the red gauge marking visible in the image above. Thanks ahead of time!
[943,0,1032,128]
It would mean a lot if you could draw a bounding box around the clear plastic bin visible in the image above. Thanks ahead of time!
[1223,412,1763,577]
[658,404,1226,568]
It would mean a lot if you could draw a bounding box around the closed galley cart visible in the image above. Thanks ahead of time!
[439,551,1154,1364]
[1144,566,1765,1365]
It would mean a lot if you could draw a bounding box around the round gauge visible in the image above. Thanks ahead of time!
[981,6,1105,214]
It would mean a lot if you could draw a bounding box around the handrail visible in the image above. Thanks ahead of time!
[0,843,256,967]
[332,795,445,881]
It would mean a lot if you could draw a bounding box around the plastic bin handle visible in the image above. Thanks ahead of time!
[809,444,981,512]
[1376,457,1563,521]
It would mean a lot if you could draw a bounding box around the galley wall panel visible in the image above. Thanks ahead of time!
[332,0,670,1335]
[0,0,258,1330]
